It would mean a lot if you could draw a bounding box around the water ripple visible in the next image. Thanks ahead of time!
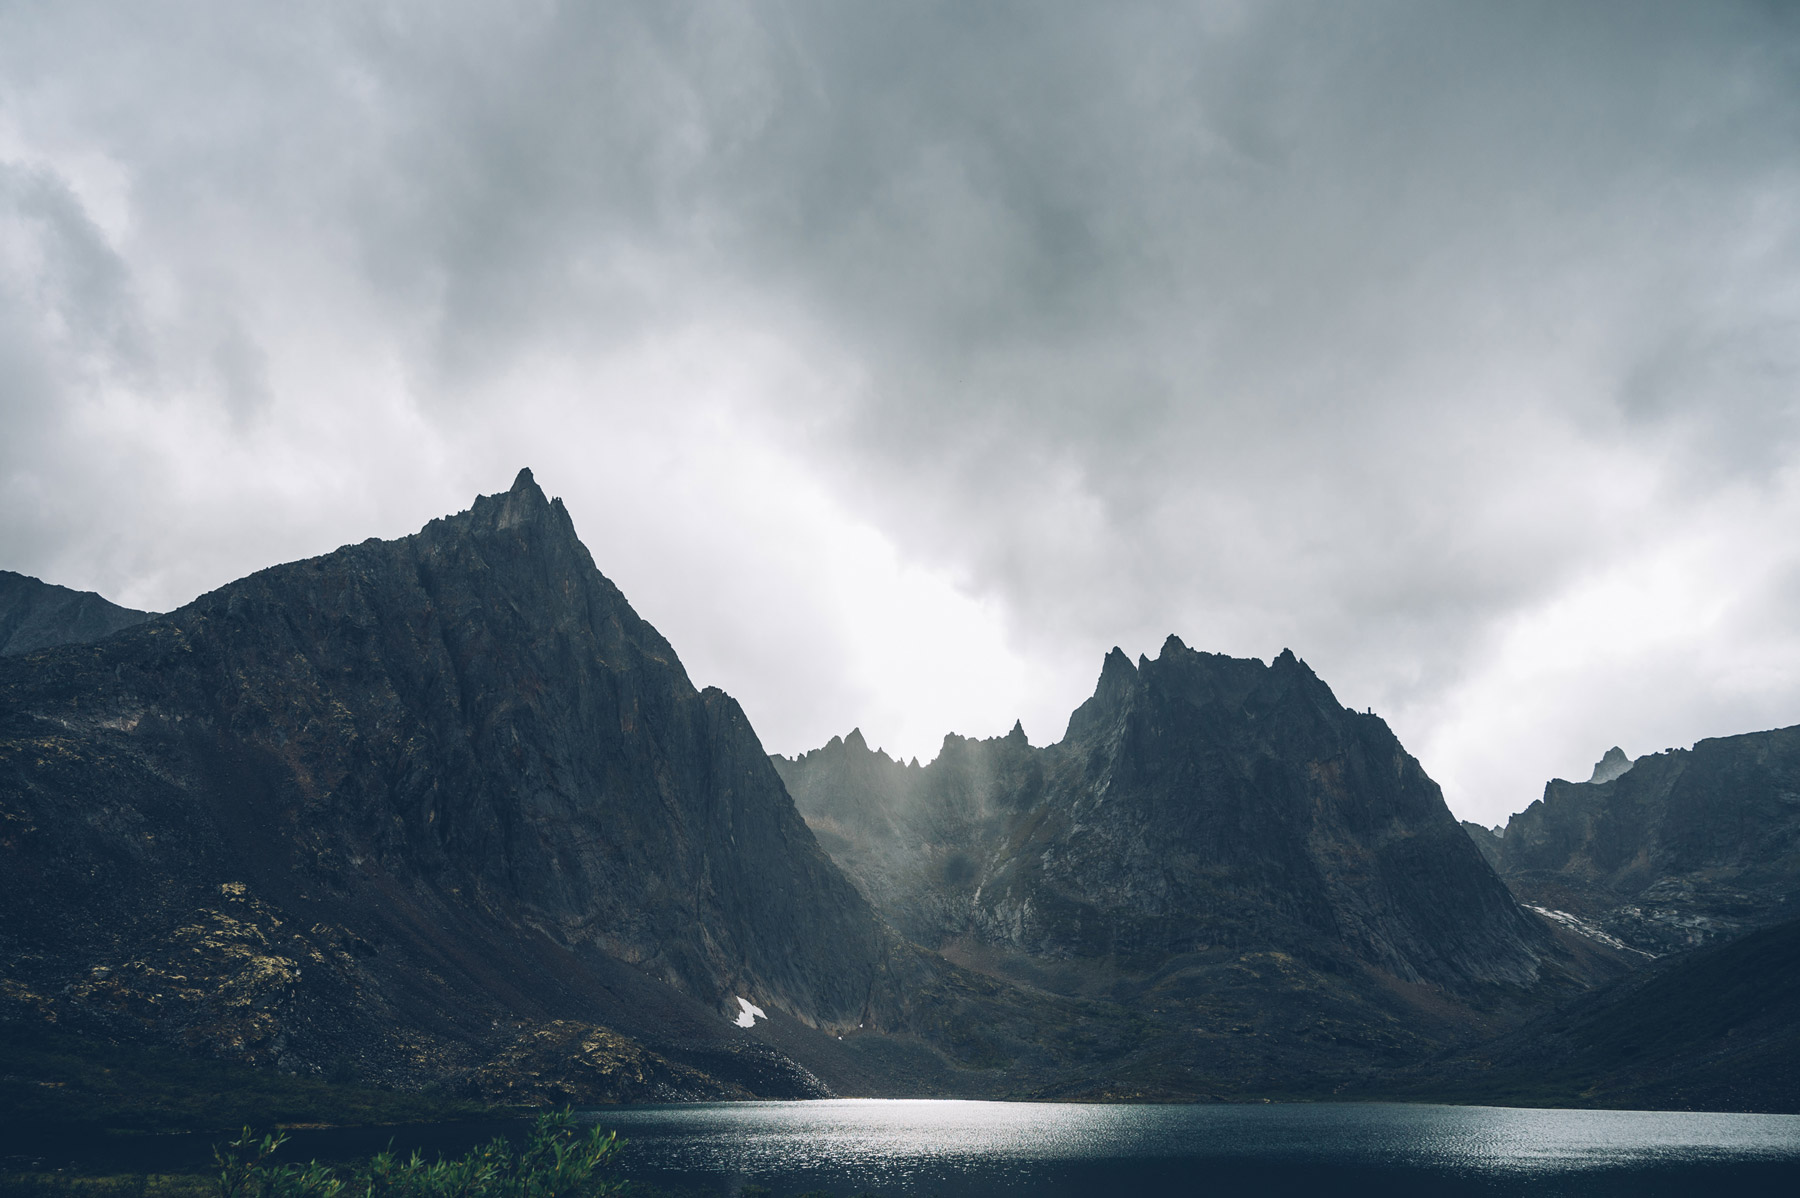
[591,1099,1800,1195]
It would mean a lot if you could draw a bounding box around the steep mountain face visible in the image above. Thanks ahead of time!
[1491,733,1800,955]
[0,470,909,1099]
[0,570,150,656]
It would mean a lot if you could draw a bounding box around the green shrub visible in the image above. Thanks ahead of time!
[213,1110,626,1198]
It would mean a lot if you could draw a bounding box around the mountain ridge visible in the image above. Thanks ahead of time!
[8,470,1787,1110]
[1477,732,1800,955]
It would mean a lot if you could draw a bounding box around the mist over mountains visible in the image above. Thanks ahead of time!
[3,472,1798,1111]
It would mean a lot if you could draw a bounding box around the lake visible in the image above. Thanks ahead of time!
[11,1100,1799,1196]
[595,1100,1800,1197]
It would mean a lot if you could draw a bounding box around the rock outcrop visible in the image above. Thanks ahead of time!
[0,570,150,656]
[0,470,905,1097]
[1491,732,1800,955]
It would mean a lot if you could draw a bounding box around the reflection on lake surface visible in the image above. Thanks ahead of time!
[594,1100,1800,1197]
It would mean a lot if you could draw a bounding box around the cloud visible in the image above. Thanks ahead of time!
[3,1,1799,822]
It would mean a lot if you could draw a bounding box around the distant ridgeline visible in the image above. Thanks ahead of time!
[0,570,150,656]
[1469,737,1800,956]
[2,470,1797,1114]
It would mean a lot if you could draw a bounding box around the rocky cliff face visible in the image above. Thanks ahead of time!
[0,470,907,1099]
[1492,733,1800,955]
[0,570,150,656]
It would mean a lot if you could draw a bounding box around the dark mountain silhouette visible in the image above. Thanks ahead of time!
[1391,913,1800,1113]
[0,570,150,656]
[1484,734,1800,956]
[0,470,924,1100]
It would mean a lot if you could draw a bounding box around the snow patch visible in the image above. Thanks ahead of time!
[1524,904,1656,958]
[731,996,766,1028]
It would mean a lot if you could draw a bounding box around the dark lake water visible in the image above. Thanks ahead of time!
[593,1100,1800,1197]
[12,1101,1800,1196]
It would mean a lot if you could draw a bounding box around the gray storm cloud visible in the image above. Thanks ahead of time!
[3,1,1799,824]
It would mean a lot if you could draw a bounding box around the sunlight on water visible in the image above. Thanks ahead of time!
[593,1100,1800,1196]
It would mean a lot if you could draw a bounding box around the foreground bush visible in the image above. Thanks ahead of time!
[214,1111,626,1198]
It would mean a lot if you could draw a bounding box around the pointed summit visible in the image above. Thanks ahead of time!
[1063,646,1141,742]
[478,466,556,534]
[1587,746,1633,785]
[845,727,869,752]
[1006,719,1028,747]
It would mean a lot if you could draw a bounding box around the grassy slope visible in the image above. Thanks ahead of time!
[0,1026,491,1136]
[0,1027,522,1195]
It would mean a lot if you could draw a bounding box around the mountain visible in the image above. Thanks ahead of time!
[1487,734,1800,956]
[776,639,1617,1096]
[0,570,151,656]
[10,473,1745,1108]
[0,470,924,1101]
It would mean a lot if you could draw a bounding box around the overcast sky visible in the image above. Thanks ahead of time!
[4,1,1800,825]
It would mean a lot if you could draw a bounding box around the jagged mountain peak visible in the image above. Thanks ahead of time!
[1063,645,1141,741]
[1094,644,1138,696]
[1066,638,1354,745]
[458,465,575,542]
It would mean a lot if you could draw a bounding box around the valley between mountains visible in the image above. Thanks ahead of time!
[3,471,1797,1117]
